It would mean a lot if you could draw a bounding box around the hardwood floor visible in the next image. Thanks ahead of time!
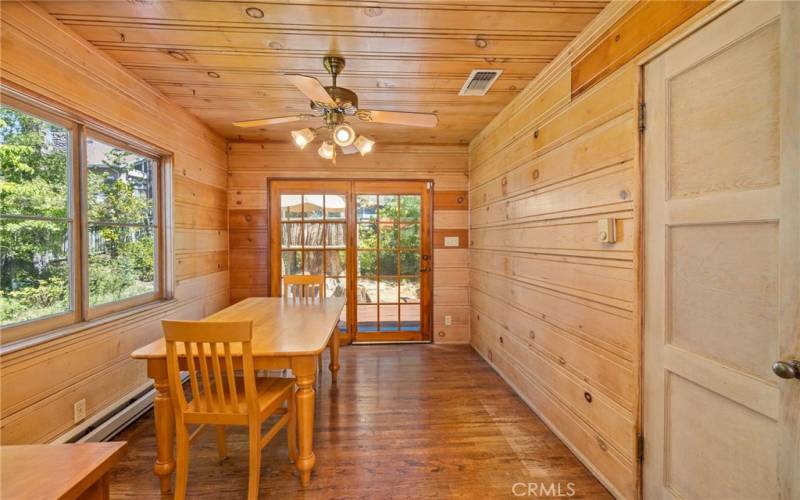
[111,344,612,498]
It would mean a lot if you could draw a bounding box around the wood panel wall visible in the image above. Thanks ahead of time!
[227,142,470,343]
[468,1,712,497]
[0,3,229,444]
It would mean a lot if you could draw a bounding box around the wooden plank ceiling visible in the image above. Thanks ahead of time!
[37,1,607,144]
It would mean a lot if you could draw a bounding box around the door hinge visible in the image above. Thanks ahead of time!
[636,433,644,462]
[638,102,646,132]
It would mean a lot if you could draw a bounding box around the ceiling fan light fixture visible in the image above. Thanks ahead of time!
[318,141,335,160]
[333,124,356,147]
[353,135,375,156]
[291,128,315,149]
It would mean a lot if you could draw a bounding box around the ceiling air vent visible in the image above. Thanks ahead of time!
[458,69,503,96]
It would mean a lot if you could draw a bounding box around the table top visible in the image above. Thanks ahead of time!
[131,297,345,359]
[1,442,127,499]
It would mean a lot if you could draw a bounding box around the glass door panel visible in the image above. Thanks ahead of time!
[272,183,350,332]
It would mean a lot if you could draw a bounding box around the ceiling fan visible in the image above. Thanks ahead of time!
[233,56,438,162]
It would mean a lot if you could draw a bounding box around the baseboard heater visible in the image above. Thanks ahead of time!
[53,374,188,444]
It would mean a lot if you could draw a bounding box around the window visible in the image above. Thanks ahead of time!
[0,103,74,327]
[86,135,159,312]
[0,95,168,344]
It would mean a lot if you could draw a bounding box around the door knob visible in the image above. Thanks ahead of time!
[772,360,800,379]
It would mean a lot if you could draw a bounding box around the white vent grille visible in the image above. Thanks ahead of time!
[458,69,503,96]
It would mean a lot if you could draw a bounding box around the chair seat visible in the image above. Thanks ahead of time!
[185,376,294,424]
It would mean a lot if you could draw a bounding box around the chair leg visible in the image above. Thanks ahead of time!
[175,423,190,500]
[247,424,262,500]
[215,425,227,461]
[317,354,323,376]
[287,391,298,463]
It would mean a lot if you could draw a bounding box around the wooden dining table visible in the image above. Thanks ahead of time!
[131,296,345,491]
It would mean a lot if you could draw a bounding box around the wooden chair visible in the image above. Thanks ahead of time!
[162,320,297,500]
[282,274,325,301]
[283,275,326,374]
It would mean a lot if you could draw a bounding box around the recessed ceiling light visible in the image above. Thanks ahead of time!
[245,7,264,19]
[207,71,220,78]
[166,50,189,61]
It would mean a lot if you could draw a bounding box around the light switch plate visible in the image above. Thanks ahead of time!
[443,236,460,247]
[444,315,453,326]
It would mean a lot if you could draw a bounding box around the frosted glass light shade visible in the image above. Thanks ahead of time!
[353,135,375,156]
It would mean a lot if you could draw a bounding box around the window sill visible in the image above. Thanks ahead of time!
[0,298,178,357]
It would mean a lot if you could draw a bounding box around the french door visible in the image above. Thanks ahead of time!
[269,180,432,343]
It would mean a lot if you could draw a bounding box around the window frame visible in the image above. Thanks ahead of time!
[0,91,171,345]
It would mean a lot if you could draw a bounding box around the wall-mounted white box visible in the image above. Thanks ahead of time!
[597,218,616,243]
[443,236,460,247]
[73,399,86,424]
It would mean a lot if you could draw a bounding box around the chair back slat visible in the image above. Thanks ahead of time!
[283,274,325,301]
[183,341,202,405]
[195,342,215,412]
[223,343,239,410]
[162,320,256,419]
[209,343,228,411]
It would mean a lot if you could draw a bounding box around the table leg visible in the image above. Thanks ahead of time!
[149,361,175,494]
[329,332,340,384]
[292,356,316,487]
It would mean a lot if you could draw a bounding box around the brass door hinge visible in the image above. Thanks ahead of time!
[638,102,646,132]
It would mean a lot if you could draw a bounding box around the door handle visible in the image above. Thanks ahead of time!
[772,360,800,379]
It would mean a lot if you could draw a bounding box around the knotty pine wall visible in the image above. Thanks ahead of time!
[468,1,711,498]
[227,142,470,343]
[0,3,229,443]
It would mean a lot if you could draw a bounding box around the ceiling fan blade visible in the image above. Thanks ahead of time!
[356,109,438,128]
[232,114,313,128]
[285,74,336,107]
[341,144,359,155]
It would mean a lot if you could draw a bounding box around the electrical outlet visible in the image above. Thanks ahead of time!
[444,315,453,326]
[73,399,86,424]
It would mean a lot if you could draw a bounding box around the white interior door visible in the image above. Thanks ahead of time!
[643,1,799,499]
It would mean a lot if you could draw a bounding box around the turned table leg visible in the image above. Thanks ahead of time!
[292,356,317,487]
[329,331,340,384]
[148,361,175,494]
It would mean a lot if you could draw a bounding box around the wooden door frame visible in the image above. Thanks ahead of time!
[267,178,434,344]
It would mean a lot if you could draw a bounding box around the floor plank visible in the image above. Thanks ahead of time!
[111,344,612,498]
